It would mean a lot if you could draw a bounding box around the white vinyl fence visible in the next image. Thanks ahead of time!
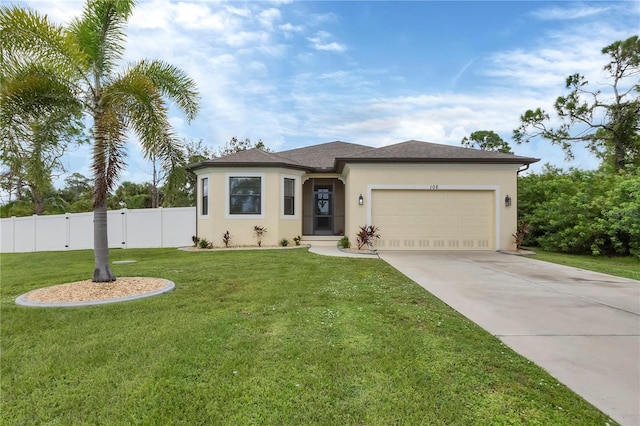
[0,207,196,253]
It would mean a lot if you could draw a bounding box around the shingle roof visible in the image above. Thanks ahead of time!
[187,147,311,171]
[335,140,538,171]
[187,139,539,172]
[278,141,373,171]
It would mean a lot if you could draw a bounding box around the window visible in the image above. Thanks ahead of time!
[229,177,261,214]
[284,178,295,215]
[201,178,208,216]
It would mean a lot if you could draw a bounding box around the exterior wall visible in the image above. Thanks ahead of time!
[342,163,520,251]
[195,167,305,247]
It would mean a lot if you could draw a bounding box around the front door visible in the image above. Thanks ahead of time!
[314,185,333,233]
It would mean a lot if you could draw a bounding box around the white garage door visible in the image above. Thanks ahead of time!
[371,189,495,250]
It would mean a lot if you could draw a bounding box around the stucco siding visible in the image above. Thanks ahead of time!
[194,167,304,247]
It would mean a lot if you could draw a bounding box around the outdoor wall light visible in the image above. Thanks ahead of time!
[358,194,364,205]
[504,195,512,207]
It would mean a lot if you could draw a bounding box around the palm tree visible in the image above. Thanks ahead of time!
[1,0,200,281]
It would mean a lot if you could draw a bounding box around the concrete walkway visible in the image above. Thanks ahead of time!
[309,246,640,425]
[379,251,640,426]
[308,245,379,258]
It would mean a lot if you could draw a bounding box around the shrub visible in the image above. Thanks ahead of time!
[512,221,529,250]
[293,235,302,246]
[518,167,640,257]
[198,238,212,249]
[339,236,350,249]
[280,238,289,247]
[253,225,267,247]
[356,225,380,250]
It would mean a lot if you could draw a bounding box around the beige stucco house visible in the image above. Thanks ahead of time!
[187,140,539,251]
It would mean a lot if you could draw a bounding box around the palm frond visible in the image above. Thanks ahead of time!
[1,64,86,171]
[129,59,200,121]
[1,64,83,118]
[102,68,190,199]
[68,0,135,80]
[0,6,88,82]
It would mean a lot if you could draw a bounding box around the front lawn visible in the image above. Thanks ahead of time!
[530,249,640,281]
[1,248,615,425]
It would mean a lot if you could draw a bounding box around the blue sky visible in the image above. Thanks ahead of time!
[14,1,640,187]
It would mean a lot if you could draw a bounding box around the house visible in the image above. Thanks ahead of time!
[187,140,539,251]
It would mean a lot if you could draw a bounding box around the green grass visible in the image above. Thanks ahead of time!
[1,248,616,425]
[529,249,640,281]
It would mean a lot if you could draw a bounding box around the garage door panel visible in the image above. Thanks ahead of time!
[372,190,494,251]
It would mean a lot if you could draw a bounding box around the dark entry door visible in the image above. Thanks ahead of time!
[314,186,333,233]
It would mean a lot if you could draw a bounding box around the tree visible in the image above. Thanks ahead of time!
[518,166,640,257]
[59,173,92,204]
[461,130,512,153]
[217,136,271,157]
[1,0,199,281]
[1,56,87,214]
[59,172,93,212]
[110,181,152,209]
[514,36,640,171]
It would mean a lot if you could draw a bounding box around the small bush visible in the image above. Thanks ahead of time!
[339,236,350,249]
[356,225,380,250]
[512,221,529,250]
[280,238,289,247]
[198,238,212,249]
[253,225,267,247]
[293,235,302,246]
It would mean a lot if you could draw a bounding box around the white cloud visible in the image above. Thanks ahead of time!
[307,31,346,52]
[279,22,304,33]
[258,8,281,29]
[225,5,252,18]
[484,22,630,96]
[450,58,477,88]
[24,0,80,24]
[129,0,173,30]
[531,4,611,21]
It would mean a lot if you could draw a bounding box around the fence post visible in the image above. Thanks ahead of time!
[65,213,70,249]
[32,214,37,252]
[11,216,16,253]
[121,209,127,249]
[159,207,164,248]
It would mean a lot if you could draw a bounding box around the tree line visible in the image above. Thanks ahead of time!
[462,35,639,258]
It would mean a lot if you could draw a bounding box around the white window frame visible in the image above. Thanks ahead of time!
[281,175,299,219]
[225,173,266,219]
[199,177,209,218]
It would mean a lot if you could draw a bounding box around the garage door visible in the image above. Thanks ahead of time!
[371,189,494,250]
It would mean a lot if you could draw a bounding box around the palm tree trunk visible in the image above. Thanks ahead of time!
[93,193,116,282]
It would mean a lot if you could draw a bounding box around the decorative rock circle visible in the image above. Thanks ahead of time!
[15,279,175,308]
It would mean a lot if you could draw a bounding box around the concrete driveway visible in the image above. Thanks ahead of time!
[378,251,640,426]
